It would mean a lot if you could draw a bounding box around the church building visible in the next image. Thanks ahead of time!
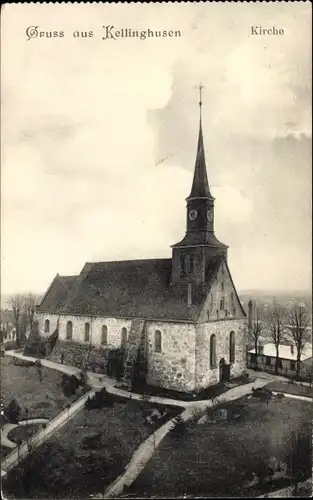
[35,97,247,393]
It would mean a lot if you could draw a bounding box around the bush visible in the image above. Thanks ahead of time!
[60,374,80,397]
[84,388,113,410]
[4,398,21,423]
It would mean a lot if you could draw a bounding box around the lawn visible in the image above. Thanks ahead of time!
[264,380,313,398]
[2,396,181,499]
[1,356,86,421]
[127,396,312,498]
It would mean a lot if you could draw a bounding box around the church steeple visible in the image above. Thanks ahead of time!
[171,86,228,286]
[187,99,213,200]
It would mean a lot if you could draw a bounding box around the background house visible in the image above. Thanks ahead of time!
[247,342,312,379]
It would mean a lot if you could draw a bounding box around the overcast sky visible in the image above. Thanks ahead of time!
[1,2,312,297]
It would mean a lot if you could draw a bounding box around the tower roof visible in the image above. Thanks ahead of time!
[187,117,213,200]
[187,87,213,200]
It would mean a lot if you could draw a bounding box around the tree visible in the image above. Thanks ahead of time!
[287,303,311,376]
[8,294,25,347]
[267,303,286,374]
[251,307,263,368]
[25,293,37,331]
[5,398,21,423]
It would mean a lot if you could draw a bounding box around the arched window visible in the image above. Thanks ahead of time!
[233,307,236,317]
[101,325,108,345]
[229,331,235,363]
[231,292,234,303]
[121,327,128,346]
[210,334,217,368]
[221,282,224,292]
[84,322,90,342]
[154,330,162,352]
[44,319,50,333]
[66,321,73,340]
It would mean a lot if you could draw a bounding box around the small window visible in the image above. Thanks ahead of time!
[229,331,235,363]
[221,282,224,292]
[233,307,236,317]
[154,330,162,352]
[210,293,213,307]
[44,319,50,333]
[220,297,225,311]
[101,325,108,345]
[207,310,210,321]
[266,356,271,366]
[290,361,296,371]
[121,327,128,346]
[84,323,90,342]
[216,309,219,319]
[231,292,234,303]
[225,309,228,317]
[210,334,217,368]
[66,321,73,340]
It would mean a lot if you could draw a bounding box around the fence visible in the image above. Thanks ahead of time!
[247,357,311,383]
[1,389,94,474]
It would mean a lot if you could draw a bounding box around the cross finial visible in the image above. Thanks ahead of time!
[196,83,204,119]
[198,83,203,107]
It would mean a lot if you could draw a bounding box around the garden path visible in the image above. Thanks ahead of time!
[102,378,271,499]
[1,389,95,477]
[1,418,49,450]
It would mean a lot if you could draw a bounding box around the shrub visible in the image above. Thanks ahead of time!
[4,398,21,423]
[84,388,113,410]
[60,374,80,397]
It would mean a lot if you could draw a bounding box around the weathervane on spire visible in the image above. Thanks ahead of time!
[196,83,204,119]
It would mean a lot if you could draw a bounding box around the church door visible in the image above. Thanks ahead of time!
[219,358,230,383]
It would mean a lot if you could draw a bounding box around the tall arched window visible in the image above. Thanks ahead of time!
[101,325,108,345]
[210,334,217,368]
[220,297,225,310]
[121,327,128,346]
[66,321,73,340]
[84,322,90,342]
[229,331,235,363]
[154,330,162,352]
[44,319,50,333]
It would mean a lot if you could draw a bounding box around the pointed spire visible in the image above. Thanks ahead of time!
[187,85,213,200]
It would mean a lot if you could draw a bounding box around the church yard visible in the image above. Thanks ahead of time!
[1,356,87,421]
[2,393,181,499]
[127,395,312,498]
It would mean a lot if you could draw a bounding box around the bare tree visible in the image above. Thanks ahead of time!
[267,303,286,374]
[251,307,263,368]
[25,293,37,331]
[8,294,25,347]
[287,303,310,376]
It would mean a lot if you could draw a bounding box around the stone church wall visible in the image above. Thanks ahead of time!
[36,313,60,337]
[197,259,245,323]
[36,312,132,347]
[145,321,196,392]
[195,318,247,390]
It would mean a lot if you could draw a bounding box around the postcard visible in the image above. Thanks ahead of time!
[1,2,312,499]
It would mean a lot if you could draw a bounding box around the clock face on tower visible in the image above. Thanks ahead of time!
[207,210,213,222]
[189,209,198,221]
